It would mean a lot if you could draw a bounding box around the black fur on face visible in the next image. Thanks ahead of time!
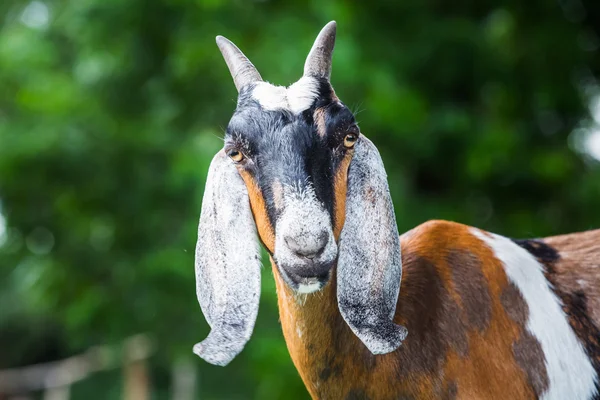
[223,78,359,254]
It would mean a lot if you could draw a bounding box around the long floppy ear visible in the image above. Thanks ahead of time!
[193,150,262,366]
[337,137,408,355]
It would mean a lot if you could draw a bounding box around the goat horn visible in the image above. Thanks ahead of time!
[303,21,337,80]
[216,36,263,92]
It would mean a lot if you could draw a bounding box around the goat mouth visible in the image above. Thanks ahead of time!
[276,261,333,294]
[292,271,330,294]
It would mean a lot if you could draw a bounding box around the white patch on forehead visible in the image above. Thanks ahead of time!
[471,229,598,400]
[251,76,319,114]
[252,83,287,110]
[288,77,320,113]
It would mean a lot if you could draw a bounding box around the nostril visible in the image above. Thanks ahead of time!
[311,232,328,258]
[317,231,328,247]
[284,235,298,251]
[285,231,329,259]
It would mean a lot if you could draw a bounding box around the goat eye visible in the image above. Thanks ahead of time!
[227,149,244,162]
[343,133,358,148]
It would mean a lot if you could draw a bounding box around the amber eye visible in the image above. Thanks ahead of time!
[343,133,358,148]
[227,149,244,163]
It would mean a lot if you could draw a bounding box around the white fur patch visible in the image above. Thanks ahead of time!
[472,229,598,400]
[251,76,319,114]
[297,281,322,294]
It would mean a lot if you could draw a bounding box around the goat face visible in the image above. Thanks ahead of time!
[194,22,407,366]
[224,78,357,294]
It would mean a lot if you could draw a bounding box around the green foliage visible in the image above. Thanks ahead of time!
[0,0,599,398]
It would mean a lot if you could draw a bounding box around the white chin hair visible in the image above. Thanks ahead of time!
[296,281,323,294]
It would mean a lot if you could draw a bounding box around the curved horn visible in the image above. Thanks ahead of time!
[304,21,337,80]
[216,36,263,92]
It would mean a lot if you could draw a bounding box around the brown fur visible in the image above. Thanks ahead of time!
[499,281,549,396]
[526,230,600,385]
[513,332,549,396]
[543,230,600,327]
[332,153,352,240]
[446,251,491,332]
[500,283,528,324]
[273,220,544,399]
[238,169,276,253]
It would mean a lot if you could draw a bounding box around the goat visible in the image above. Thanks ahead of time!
[193,21,600,399]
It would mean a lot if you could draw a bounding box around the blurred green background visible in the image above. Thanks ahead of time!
[1,0,600,399]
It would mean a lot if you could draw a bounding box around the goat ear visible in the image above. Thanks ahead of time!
[193,150,262,366]
[337,137,408,355]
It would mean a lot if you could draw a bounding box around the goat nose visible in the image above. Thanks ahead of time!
[285,232,328,259]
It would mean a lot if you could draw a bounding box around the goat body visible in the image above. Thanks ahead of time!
[197,21,600,400]
[276,220,600,399]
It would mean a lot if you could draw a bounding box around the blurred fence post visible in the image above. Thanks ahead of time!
[43,386,69,400]
[122,335,153,400]
[171,358,196,400]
